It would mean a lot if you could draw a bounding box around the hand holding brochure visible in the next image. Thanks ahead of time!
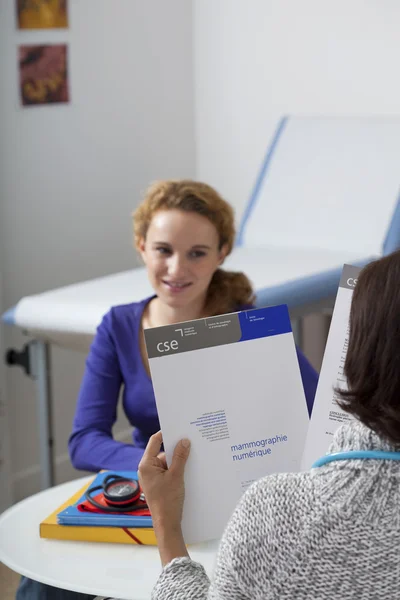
[144,305,309,544]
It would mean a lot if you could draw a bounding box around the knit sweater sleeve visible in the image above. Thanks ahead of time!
[150,471,313,600]
[150,554,246,600]
[150,480,271,600]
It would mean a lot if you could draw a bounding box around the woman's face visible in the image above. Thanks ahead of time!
[139,209,227,310]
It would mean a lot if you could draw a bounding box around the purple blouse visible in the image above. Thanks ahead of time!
[69,298,318,472]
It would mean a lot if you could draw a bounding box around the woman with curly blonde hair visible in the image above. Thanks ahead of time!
[68,179,317,474]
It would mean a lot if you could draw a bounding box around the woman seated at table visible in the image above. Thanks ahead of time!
[68,179,317,473]
[137,249,400,599]
[16,180,318,600]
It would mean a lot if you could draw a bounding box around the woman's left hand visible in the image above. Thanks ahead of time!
[138,431,191,532]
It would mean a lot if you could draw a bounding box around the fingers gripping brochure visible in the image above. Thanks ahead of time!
[301,264,361,470]
[144,305,309,544]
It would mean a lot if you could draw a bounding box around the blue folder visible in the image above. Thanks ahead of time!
[57,470,153,528]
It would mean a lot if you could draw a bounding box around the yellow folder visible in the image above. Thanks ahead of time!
[40,478,157,545]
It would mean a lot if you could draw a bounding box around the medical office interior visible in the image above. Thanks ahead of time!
[1,0,400,597]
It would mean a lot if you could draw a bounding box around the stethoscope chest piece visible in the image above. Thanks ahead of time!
[85,474,146,512]
[102,475,141,508]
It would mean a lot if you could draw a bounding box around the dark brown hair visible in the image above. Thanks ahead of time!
[133,180,255,315]
[337,249,400,444]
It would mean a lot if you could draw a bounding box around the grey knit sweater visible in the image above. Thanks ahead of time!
[151,421,400,599]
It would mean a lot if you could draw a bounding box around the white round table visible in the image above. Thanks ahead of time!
[0,477,219,599]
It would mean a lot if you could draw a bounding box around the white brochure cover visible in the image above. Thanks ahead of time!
[145,305,309,544]
[302,265,362,470]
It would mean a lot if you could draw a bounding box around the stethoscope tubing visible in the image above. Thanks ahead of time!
[312,450,400,468]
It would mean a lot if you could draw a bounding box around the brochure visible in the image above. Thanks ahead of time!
[144,304,309,544]
[302,264,361,470]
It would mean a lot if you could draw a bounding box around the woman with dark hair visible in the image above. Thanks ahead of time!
[137,250,400,600]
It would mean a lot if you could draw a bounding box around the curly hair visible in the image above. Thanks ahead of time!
[337,249,400,445]
[133,180,255,315]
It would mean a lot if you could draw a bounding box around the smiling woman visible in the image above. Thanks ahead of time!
[67,180,317,476]
[139,208,229,318]
[134,180,255,321]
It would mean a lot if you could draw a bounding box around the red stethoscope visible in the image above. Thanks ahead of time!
[84,474,148,513]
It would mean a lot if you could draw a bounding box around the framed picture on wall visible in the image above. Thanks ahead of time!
[19,44,70,106]
[16,0,69,29]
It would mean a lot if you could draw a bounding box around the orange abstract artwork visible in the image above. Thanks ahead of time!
[17,0,68,29]
[19,45,70,106]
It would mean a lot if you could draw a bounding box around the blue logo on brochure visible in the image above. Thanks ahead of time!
[238,305,292,341]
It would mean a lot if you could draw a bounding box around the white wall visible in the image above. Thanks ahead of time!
[193,0,400,370]
[0,0,195,500]
[194,0,400,221]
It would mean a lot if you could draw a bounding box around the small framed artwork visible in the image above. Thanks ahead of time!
[19,44,70,106]
[17,0,69,30]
